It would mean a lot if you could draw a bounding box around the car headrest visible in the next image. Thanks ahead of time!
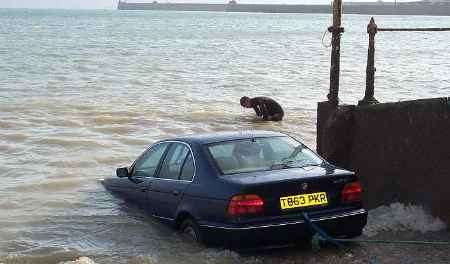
[233,141,262,157]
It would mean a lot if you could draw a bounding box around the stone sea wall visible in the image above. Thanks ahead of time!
[317,97,450,224]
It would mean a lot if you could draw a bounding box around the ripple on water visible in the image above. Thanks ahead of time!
[46,118,83,128]
[61,257,97,264]
[33,138,106,149]
[0,248,81,264]
[90,125,136,135]
[46,159,98,169]
[89,116,137,126]
[1,132,28,142]
[76,109,139,118]
[14,178,87,193]
[0,144,25,155]
[0,120,22,129]
[115,137,152,147]
[0,200,22,210]
[1,10,449,264]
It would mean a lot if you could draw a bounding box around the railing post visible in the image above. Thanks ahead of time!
[327,0,344,107]
[359,17,379,106]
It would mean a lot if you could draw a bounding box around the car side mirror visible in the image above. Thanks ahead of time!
[116,167,129,178]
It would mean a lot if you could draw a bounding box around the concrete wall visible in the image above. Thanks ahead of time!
[317,97,450,224]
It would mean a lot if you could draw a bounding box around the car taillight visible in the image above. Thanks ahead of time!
[341,181,362,203]
[227,194,264,216]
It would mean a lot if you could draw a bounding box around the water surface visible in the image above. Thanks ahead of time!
[0,9,449,263]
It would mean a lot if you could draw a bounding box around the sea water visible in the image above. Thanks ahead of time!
[0,9,449,263]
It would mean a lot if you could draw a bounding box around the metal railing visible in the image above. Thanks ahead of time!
[358,17,450,106]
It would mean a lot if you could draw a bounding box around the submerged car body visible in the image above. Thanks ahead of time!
[103,131,367,246]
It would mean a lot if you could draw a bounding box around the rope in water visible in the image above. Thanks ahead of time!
[335,238,450,246]
[302,212,450,247]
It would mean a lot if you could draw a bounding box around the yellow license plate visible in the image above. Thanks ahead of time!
[280,192,328,210]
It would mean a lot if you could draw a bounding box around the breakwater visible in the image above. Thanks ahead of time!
[118,1,450,16]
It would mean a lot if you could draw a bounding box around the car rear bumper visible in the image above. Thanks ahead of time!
[198,208,367,246]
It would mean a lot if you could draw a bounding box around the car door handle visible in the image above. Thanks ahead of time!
[172,190,180,196]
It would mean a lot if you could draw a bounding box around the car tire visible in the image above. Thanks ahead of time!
[180,218,203,244]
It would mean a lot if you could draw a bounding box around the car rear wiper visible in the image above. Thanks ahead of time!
[270,160,322,170]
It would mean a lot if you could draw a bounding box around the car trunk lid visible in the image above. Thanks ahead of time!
[222,165,359,218]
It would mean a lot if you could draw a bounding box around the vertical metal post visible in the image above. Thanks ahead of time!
[327,0,344,107]
[359,17,379,106]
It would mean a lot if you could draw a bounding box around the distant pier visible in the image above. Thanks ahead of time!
[117,1,450,16]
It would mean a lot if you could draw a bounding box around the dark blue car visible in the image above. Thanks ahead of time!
[103,131,367,246]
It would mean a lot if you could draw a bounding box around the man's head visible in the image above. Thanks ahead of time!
[240,96,252,108]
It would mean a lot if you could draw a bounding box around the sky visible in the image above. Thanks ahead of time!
[0,0,420,10]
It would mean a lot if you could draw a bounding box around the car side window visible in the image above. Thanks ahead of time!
[134,143,169,178]
[159,143,190,180]
[180,152,194,181]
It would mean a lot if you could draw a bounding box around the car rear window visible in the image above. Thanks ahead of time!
[207,136,323,175]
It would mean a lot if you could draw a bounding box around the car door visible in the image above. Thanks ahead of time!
[148,142,195,220]
[124,142,170,211]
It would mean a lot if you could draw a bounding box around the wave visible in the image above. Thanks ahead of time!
[14,178,87,192]
[0,144,24,155]
[89,116,137,126]
[60,257,97,264]
[46,119,84,128]
[33,138,106,149]
[0,249,81,264]
[90,125,135,135]
[115,137,152,147]
[0,120,20,129]
[46,160,98,169]
[2,133,28,142]
[363,202,447,237]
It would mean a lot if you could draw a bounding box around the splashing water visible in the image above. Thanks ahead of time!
[364,203,447,237]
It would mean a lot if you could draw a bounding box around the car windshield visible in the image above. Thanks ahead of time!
[207,136,323,175]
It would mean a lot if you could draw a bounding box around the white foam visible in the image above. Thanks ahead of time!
[127,255,159,264]
[59,257,97,264]
[363,202,447,237]
[200,249,240,264]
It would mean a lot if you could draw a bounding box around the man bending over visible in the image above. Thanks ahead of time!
[240,96,284,121]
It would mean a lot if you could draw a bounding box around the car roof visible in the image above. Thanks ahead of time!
[169,130,288,145]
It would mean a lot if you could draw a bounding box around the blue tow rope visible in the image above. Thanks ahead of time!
[302,212,343,248]
[302,212,450,250]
